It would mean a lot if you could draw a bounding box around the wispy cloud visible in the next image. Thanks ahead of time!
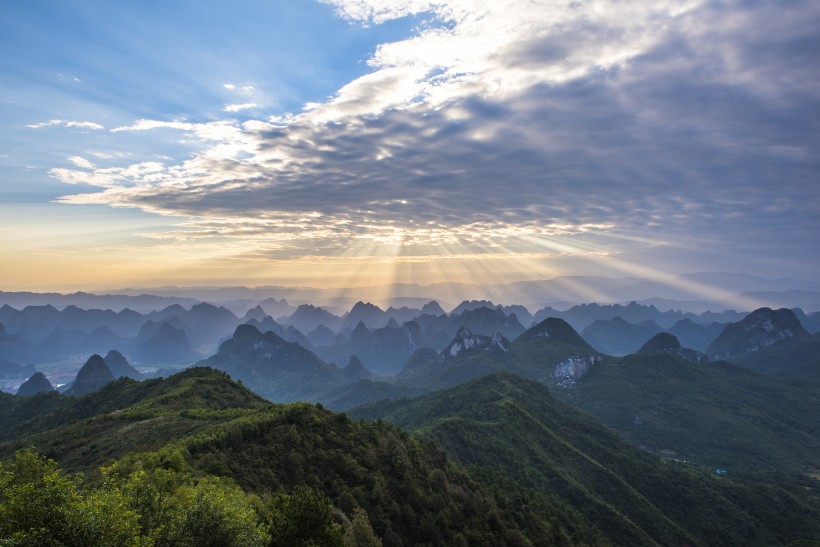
[27,119,104,130]
[67,156,96,169]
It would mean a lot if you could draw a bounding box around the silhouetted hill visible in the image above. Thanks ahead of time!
[581,316,662,355]
[342,301,387,329]
[103,349,143,380]
[285,304,341,333]
[62,354,115,396]
[667,318,725,352]
[16,372,54,396]
[132,321,199,364]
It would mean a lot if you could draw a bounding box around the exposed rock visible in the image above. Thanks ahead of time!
[552,355,601,388]
[441,327,511,360]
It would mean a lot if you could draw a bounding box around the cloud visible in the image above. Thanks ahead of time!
[27,119,104,130]
[67,156,95,169]
[224,103,259,112]
[51,0,820,272]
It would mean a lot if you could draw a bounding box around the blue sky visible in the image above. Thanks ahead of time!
[1,0,818,291]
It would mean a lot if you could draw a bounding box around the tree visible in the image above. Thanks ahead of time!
[267,486,345,547]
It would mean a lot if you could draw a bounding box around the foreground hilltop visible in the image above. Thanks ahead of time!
[2,367,819,545]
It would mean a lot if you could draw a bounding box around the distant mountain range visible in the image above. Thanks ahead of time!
[4,271,820,314]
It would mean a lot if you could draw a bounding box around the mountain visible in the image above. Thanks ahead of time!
[706,307,812,360]
[0,322,49,363]
[580,316,663,355]
[0,367,605,545]
[557,351,820,474]
[342,301,388,329]
[0,290,200,313]
[16,372,54,396]
[725,289,820,312]
[316,321,425,375]
[306,324,336,346]
[397,317,601,390]
[728,332,820,379]
[241,304,268,322]
[102,349,143,380]
[284,304,341,333]
[0,358,35,379]
[441,327,511,360]
[792,307,820,334]
[0,367,269,461]
[132,321,199,364]
[510,317,601,386]
[176,302,240,349]
[667,318,726,352]
[350,372,820,546]
[448,306,526,340]
[636,332,706,362]
[419,300,445,316]
[62,354,115,397]
[396,327,515,390]
[198,324,343,402]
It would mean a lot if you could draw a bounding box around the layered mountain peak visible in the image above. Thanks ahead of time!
[231,323,263,341]
[637,332,707,363]
[64,354,115,396]
[638,332,681,354]
[420,300,446,316]
[103,349,143,379]
[16,371,54,396]
[242,305,268,322]
[441,327,511,360]
[707,307,810,359]
[342,354,373,381]
[517,317,593,349]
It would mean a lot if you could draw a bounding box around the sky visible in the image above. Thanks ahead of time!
[1,0,818,293]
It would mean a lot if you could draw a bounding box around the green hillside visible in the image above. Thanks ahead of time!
[559,352,820,474]
[0,367,605,546]
[351,372,820,546]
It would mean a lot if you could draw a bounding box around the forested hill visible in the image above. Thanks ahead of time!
[351,372,820,546]
[0,367,603,546]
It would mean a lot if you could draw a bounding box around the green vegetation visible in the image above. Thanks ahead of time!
[5,364,819,546]
[0,367,603,546]
[560,352,820,474]
[352,372,820,546]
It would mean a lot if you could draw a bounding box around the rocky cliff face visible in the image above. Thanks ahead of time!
[552,355,601,388]
[707,308,810,360]
[441,327,511,360]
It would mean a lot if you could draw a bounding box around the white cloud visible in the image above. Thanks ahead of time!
[224,103,259,112]
[27,119,104,130]
[67,156,95,169]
